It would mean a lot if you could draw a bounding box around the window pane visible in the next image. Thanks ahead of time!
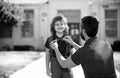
[0,26,12,38]
[24,10,34,20]
[105,29,117,37]
[106,20,117,29]
[22,21,33,37]
[105,9,118,38]
[22,9,34,38]
[105,9,117,19]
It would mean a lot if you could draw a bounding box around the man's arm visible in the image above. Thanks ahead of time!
[63,36,82,50]
[50,40,79,68]
[71,42,82,50]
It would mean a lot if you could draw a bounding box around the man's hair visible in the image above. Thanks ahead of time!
[50,15,69,37]
[81,16,99,37]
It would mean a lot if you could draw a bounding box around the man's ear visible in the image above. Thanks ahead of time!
[82,29,87,37]
[82,29,85,34]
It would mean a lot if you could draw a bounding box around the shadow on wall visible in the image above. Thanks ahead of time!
[111,40,120,52]
[0,44,13,51]
[13,45,35,51]
[0,44,35,51]
[0,36,45,51]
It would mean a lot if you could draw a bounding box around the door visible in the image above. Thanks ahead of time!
[58,10,81,44]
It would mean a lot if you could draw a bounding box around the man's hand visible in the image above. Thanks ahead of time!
[63,36,74,45]
[64,36,82,50]
[50,40,58,51]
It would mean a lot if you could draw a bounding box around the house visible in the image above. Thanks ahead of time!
[0,0,120,51]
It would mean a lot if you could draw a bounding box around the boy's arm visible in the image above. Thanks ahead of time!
[46,48,50,69]
[45,48,51,76]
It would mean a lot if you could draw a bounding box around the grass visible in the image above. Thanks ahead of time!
[0,51,41,77]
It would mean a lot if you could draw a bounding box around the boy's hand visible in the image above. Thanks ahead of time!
[50,40,58,51]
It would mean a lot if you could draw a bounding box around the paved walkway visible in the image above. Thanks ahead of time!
[10,53,120,78]
[10,53,85,78]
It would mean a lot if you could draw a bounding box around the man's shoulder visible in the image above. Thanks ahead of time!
[99,40,111,47]
[77,46,90,53]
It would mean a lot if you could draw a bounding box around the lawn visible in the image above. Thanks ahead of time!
[0,51,120,78]
[0,51,41,78]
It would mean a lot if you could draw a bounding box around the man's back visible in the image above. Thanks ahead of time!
[71,37,117,78]
[82,38,116,78]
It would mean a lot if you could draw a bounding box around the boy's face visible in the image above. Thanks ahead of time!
[54,20,66,33]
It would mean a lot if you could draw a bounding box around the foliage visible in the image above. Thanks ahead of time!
[0,0,25,28]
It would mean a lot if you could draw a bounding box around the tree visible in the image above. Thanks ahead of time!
[0,0,24,28]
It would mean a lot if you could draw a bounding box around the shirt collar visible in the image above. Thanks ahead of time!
[84,36,97,46]
[55,34,65,39]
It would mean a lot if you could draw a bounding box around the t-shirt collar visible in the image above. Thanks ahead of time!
[84,36,97,46]
[55,34,65,39]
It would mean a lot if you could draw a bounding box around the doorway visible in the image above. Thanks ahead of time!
[58,10,81,44]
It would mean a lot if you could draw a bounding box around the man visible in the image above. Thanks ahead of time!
[50,16,117,78]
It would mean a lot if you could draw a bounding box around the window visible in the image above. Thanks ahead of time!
[22,10,34,38]
[105,9,118,38]
[0,26,12,38]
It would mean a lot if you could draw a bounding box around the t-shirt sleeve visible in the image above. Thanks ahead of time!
[71,48,85,65]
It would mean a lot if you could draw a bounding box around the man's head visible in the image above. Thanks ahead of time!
[80,16,99,40]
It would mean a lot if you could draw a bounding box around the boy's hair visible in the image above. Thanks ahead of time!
[50,15,69,37]
[81,16,99,37]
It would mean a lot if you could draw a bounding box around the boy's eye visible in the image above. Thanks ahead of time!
[61,22,65,26]
[55,23,64,26]
[55,24,59,26]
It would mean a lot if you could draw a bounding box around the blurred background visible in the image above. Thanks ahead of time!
[0,0,120,78]
[0,0,120,51]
